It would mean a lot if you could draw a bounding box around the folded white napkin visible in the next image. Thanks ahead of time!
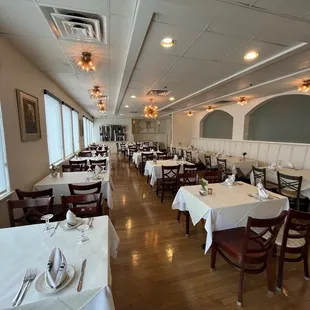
[173,155,178,161]
[287,161,294,169]
[45,247,67,290]
[94,165,101,176]
[97,154,102,159]
[257,181,269,198]
[268,162,276,169]
[226,152,231,157]
[66,210,77,226]
[224,174,235,186]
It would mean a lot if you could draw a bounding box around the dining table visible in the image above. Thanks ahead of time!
[0,216,119,310]
[33,172,114,209]
[172,182,289,253]
[144,159,194,186]
[132,151,163,167]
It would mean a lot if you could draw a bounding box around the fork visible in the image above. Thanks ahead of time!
[16,268,37,306]
[12,269,31,306]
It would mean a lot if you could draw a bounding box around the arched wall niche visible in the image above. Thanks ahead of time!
[244,94,310,143]
[200,110,233,139]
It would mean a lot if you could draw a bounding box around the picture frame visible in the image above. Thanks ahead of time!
[16,89,41,142]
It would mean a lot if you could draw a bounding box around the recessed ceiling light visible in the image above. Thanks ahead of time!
[244,51,259,60]
[130,95,136,99]
[125,105,129,108]
[169,97,175,101]
[160,37,176,48]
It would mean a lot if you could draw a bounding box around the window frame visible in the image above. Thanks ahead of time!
[62,103,74,159]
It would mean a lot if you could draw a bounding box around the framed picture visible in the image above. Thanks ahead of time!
[16,89,41,142]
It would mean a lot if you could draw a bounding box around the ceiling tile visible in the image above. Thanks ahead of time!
[169,57,215,74]
[130,68,164,83]
[159,72,195,83]
[60,41,109,57]
[35,58,73,73]
[136,52,178,71]
[184,31,248,61]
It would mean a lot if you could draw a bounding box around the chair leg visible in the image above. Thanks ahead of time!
[210,243,217,269]
[277,252,285,291]
[161,187,164,203]
[237,268,245,307]
[185,212,190,237]
[304,248,309,280]
[266,251,276,294]
[177,210,181,222]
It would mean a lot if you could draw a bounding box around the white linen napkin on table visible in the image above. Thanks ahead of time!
[257,181,269,199]
[94,165,101,176]
[66,210,77,226]
[287,161,294,169]
[224,174,235,186]
[226,152,231,157]
[173,155,178,161]
[268,162,277,170]
[45,247,67,290]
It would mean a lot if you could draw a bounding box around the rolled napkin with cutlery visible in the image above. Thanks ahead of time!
[66,210,77,227]
[45,247,67,290]
[268,162,277,170]
[257,181,269,199]
[287,161,294,169]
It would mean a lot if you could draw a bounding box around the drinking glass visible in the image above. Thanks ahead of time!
[76,225,92,258]
[41,214,54,245]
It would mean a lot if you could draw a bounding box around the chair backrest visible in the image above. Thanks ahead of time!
[144,141,149,146]
[205,170,222,183]
[61,194,102,217]
[79,151,92,157]
[281,209,310,252]
[153,142,158,149]
[62,164,86,172]
[121,144,126,151]
[252,166,266,187]
[205,155,212,171]
[183,164,197,173]
[177,172,198,188]
[186,151,192,162]
[172,147,177,155]
[116,143,120,150]
[69,159,87,166]
[7,197,54,227]
[161,165,180,182]
[128,147,136,156]
[89,159,106,166]
[16,188,53,200]
[241,211,287,270]
[167,147,171,155]
[96,150,107,157]
[158,154,167,160]
[217,158,227,173]
[277,172,302,198]
[69,181,102,195]
[143,147,150,152]
[141,153,153,164]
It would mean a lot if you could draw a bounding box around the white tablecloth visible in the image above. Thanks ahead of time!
[70,157,110,171]
[0,216,119,310]
[34,172,114,209]
[144,160,194,186]
[132,151,163,167]
[172,183,289,253]
[250,167,310,199]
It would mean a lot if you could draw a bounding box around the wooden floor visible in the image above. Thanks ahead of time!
[109,154,310,310]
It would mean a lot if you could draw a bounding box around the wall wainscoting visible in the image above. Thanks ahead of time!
[190,138,310,170]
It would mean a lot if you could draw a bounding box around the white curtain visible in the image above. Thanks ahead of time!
[62,104,73,158]
[0,105,9,195]
[72,110,80,152]
[45,94,63,164]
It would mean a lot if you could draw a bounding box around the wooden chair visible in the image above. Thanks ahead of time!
[183,164,197,173]
[172,147,177,156]
[61,193,103,218]
[79,151,92,157]
[116,143,121,154]
[62,164,86,172]
[205,155,212,171]
[217,158,232,180]
[167,147,171,156]
[143,147,150,152]
[96,150,107,157]
[271,209,310,290]
[210,211,287,306]
[252,166,278,192]
[139,153,153,175]
[89,159,107,167]
[156,165,180,203]
[69,159,87,166]
[120,143,126,156]
[153,142,158,150]
[277,172,309,211]
[185,151,193,163]
[158,153,167,160]
[128,147,136,164]
[7,197,54,227]
[144,141,149,147]
[204,170,222,183]
[68,181,102,195]
[16,188,53,200]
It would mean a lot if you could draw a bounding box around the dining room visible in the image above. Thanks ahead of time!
[1,0,310,309]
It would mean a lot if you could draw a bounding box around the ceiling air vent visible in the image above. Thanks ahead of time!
[146,89,171,96]
[39,6,107,44]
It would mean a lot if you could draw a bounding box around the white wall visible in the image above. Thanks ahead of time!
[172,112,194,146]
[0,36,91,228]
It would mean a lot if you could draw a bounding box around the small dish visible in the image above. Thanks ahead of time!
[60,218,83,230]
[35,265,75,294]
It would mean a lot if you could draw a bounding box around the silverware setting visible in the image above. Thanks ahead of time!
[77,259,87,292]
[12,268,37,307]
[50,221,60,237]
[87,217,94,227]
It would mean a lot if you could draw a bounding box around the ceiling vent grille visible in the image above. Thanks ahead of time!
[146,89,171,96]
[39,6,107,44]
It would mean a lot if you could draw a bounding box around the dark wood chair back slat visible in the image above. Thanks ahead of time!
[69,181,102,195]
[183,164,197,173]
[62,164,87,172]
[16,188,53,200]
[217,158,227,173]
[69,159,87,166]
[79,151,92,157]
[89,159,107,166]
[162,165,181,181]
[177,172,198,188]
[185,151,193,162]
[205,155,212,171]
[252,166,267,187]
[172,147,177,155]
[205,170,222,183]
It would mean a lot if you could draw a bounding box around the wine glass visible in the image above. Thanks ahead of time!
[41,214,54,244]
[76,225,92,258]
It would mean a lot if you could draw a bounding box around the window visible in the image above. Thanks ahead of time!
[62,104,73,158]
[45,94,63,164]
[44,91,81,164]
[83,117,94,147]
[72,110,80,152]
[0,104,10,197]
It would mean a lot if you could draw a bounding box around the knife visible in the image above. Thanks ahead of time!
[77,259,87,292]
[50,222,60,237]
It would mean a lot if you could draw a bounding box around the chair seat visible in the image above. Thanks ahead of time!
[252,226,306,248]
[213,227,265,262]
[157,178,177,187]
[265,181,278,190]
[280,189,308,200]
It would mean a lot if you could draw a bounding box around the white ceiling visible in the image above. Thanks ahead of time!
[0,0,310,118]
